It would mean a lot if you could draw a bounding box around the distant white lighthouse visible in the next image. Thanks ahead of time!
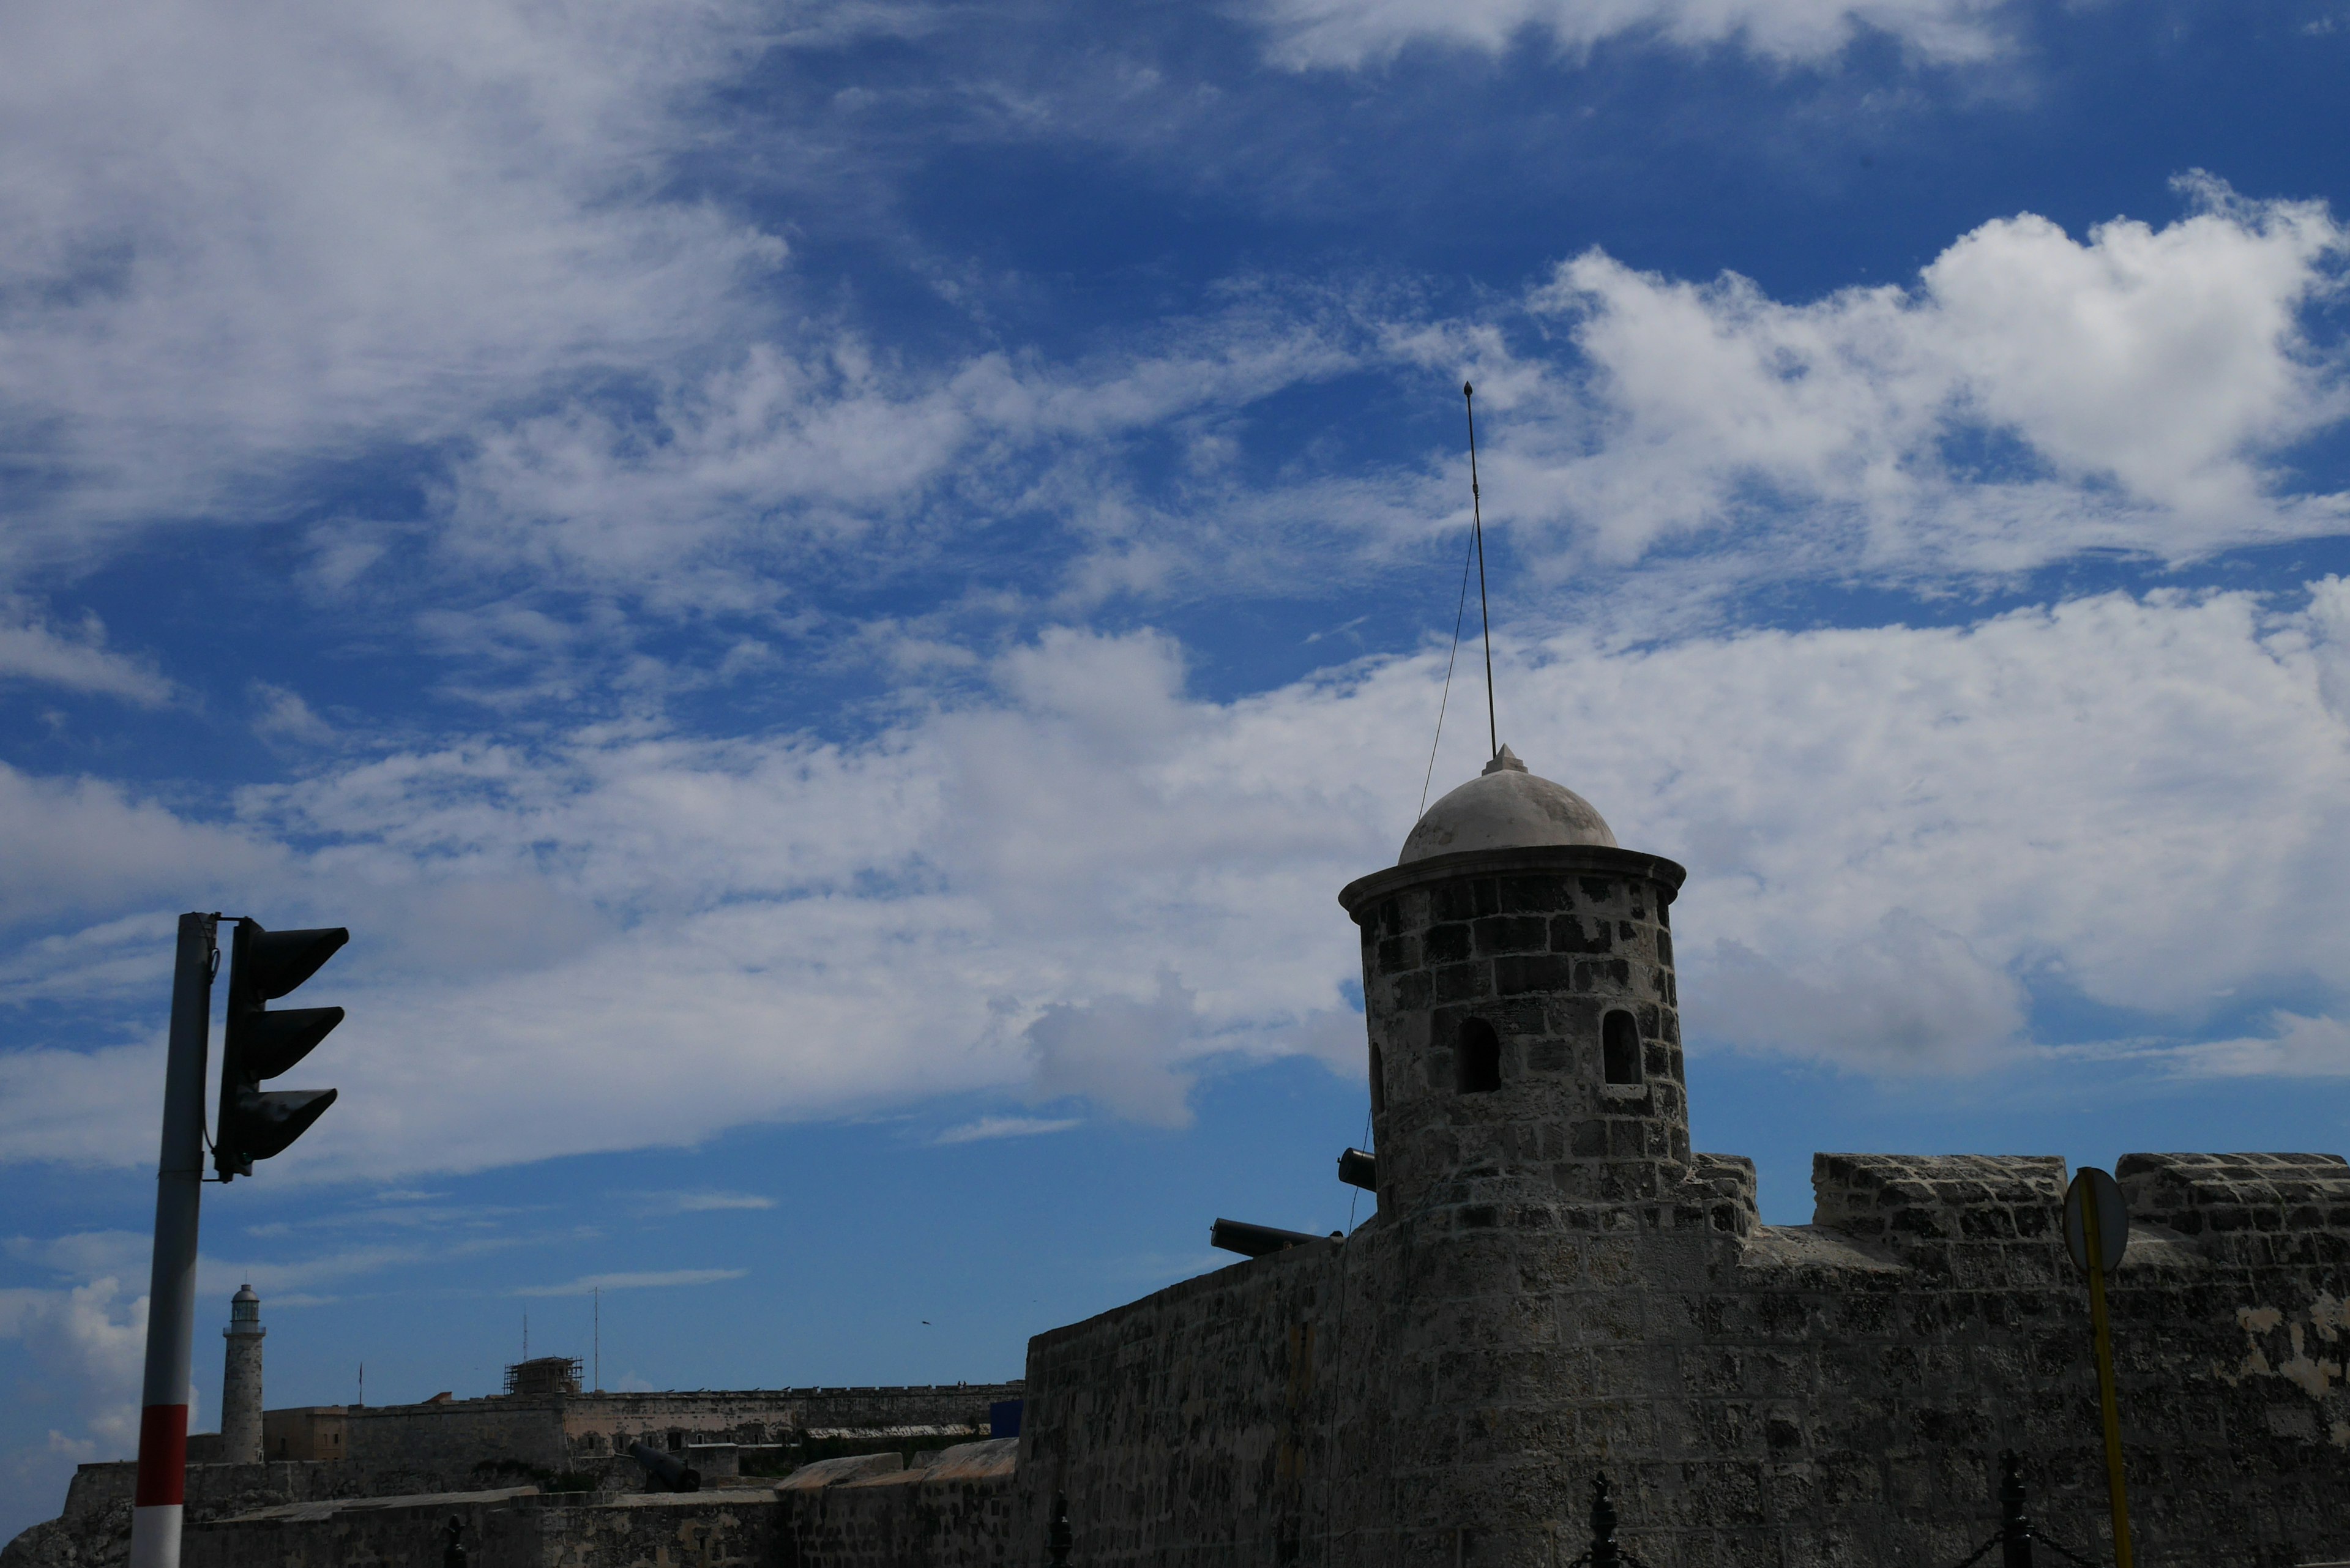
[222,1283,265,1465]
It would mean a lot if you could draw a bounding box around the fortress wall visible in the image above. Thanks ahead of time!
[182,1485,549,1568]
[1013,1153,2350,1568]
[168,1447,1019,1568]
[345,1400,572,1474]
[179,1486,785,1568]
[556,1384,1016,1454]
[1016,1236,1347,1564]
[327,1383,1017,1477]
[778,1439,1020,1568]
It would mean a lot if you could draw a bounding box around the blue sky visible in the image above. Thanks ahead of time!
[4,0,2350,1537]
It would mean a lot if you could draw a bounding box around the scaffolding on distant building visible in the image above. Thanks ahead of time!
[503,1356,583,1397]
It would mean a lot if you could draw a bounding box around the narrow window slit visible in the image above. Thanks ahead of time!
[1602,1010,1641,1086]
[1457,1018,1501,1094]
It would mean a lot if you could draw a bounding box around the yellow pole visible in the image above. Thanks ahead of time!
[2080,1193,2134,1568]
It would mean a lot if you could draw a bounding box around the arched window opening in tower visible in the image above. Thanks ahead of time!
[1603,1010,1642,1086]
[1368,1043,1387,1116]
[1457,1018,1501,1094]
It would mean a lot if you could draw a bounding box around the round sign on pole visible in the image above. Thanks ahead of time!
[2064,1166,2128,1275]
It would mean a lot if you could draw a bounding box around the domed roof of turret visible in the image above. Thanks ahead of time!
[1399,745,1617,864]
[233,1282,259,1303]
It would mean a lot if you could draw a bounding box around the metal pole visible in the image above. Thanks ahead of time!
[2080,1198,2133,1568]
[1462,383,1498,761]
[130,913,217,1568]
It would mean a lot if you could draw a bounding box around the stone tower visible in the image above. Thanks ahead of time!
[221,1283,264,1466]
[1338,744,1688,1219]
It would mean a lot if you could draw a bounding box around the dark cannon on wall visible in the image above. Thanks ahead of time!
[627,1441,701,1493]
[1207,1218,1335,1258]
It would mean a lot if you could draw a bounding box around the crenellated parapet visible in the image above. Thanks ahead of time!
[2114,1152,2350,1263]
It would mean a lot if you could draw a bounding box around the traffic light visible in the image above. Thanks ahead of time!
[214,920,346,1181]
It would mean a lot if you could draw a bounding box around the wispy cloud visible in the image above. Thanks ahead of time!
[512,1269,747,1297]
[0,0,783,568]
[0,609,171,706]
[632,1190,777,1214]
[15,575,2350,1176]
[1252,0,2015,69]
[2168,1014,2350,1079]
[934,1115,1083,1145]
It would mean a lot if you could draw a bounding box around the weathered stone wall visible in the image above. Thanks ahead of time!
[1018,1241,1338,1564]
[154,1441,1021,1568]
[308,1382,1015,1485]
[1015,1148,2350,1568]
[184,1485,546,1568]
[181,1485,787,1567]
[9,1383,1021,1566]
[344,1398,575,1475]
[778,1439,1019,1567]
[553,1383,1018,1455]
[2,1461,376,1568]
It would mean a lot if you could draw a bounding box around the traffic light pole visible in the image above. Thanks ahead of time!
[130,913,217,1568]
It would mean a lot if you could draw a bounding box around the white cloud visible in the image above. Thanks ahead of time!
[1023,973,1207,1128]
[420,182,2350,623]
[2171,1012,2350,1078]
[4,1231,149,1282]
[1705,912,2027,1072]
[0,0,783,567]
[513,1269,746,1297]
[1489,178,2350,578]
[9,581,2350,1174]
[251,684,337,748]
[0,765,280,930]
[934,1116,1083,1144]
[432,310,1362,611]
[0,608,170,705]
[633,1190,777,1213]
[0,1277,152,1465]
[0,911,181,1005]
[1252,0,2013,70]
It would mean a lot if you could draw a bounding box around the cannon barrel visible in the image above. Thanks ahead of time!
[1209,1218,1333,1258]
[627,1441,702,1493]
[1337,1148,1378,1191]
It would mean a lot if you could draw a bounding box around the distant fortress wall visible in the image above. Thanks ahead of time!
[314,1382,1017,1475]
[45,1382,1020,1530]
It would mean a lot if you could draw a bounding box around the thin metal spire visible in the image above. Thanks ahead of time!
[1463,382,1498,760]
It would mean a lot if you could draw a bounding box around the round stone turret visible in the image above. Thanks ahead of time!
[1340,748,1686,1220]
[222,1283,265,1466]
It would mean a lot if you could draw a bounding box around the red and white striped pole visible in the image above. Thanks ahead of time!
[130,913,217,1568]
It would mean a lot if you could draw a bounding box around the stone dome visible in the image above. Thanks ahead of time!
[1399,745,1617,864]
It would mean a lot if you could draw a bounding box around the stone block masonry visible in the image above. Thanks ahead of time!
[778,1439,1020,1567]
[155,1438,1022,1568]
[1013,1149,2350,1567]
[7,1382,1021,1566]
